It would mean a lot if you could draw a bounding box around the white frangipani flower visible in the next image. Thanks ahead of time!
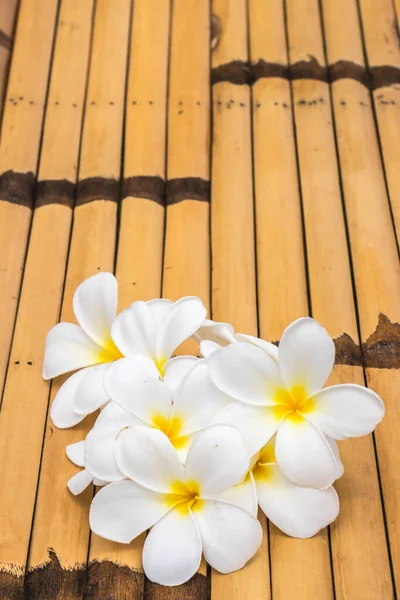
[222,437,339,538]
[89,425,262,586]
[83,356,231,484]
[43,272,207,429]
[196,318,278,360]
[210,317,385,489]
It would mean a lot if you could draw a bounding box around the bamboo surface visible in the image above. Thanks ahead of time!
[0,0,399,598]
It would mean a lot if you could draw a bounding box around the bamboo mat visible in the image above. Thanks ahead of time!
[0,0,399,598]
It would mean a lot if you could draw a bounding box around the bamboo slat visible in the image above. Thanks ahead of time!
[0,0,58,407]
[285,0,394,598]
[356,0,400,244]
[0,1,94,598]
[144,2,210,599]
[210,2,270,599]
[315,0,400,593]
[24,2,131,598]
[85,1,170,597]
[0,0,18,115]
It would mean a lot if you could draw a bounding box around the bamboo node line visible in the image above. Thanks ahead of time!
[76,177,120,206]
[0,170,36,208]
[363,313,400,369]
[166,177,210,205]
[35,179,75,209]
[123,175,165,205]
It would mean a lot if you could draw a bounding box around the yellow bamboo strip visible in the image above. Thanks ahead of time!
[210,1,270,599]
[144,1,210,598]
[317,0,400,593]
[162,0,210,304]
[0,0,58,407]
[286,0,394,598]
[356,0,400,243]
[24,2,131,598]
[0,0,19,115]
[0,1,94,598]
[86,1,170,597]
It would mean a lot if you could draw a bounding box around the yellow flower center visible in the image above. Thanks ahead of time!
[250,441,277,483]
[272,384,315,422]
[151,413,189,450]
[164,480,203,514]
[96,337,124,363]
[155,357,167,377]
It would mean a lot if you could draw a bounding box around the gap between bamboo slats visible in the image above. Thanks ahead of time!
[85,1,170,598]
[0,1,65,597]
[144,1,210,598]
[0,0,59,409]
[284,1,394,598]
[313,0,400,594]
[356,0,400,248]
[23,2,131,598]
[210,1,270,599]
[0,0,19,117]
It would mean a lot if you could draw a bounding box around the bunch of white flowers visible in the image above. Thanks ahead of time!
[43,273,385,587]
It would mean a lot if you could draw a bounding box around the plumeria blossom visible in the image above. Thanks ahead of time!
[222,437,339,538]
[89,425,262,586]
[210,318,385,489]
[196,318,279,360]
[43,272,207,428]
[82,356,231,484]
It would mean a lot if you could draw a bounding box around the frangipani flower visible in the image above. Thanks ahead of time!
[83,356,231,483]
[223,438,339,538]
[210,318,385,489]
[196,319,278,360]
[89,425,262,586]
[65,440,107,495]
[43,272,206,428]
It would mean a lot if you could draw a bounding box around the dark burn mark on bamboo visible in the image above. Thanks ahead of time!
[166,177,210,205]
[211,57,400,90]
[35,179,75,208]
[363,314,400,369]
[0,170,36,208]
[369,65,400,90]
[76,177,119,206]
[144,572,207,600]
[24,550,86,600]
[211,15,221,51]
[333,333,363,367]
[0,570,23,600]
[330,60,370,87]
[86,560,144,600]
[0,29,11,49]
[123,176,165,206]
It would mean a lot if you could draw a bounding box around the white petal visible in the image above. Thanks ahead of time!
[50,369,89,428]
[67,469,93,495]
[172,360,232,436]
[111,301,156,358]
[185,425,249,495]
[156,296,207,361]
[146,298,173,329]
[85,407,140,481]
[307,384,385,440]
[275,417,340,488]
[212,402,282,457]
[73,363,110,416]
[194,499,262,574]
[143,506,202,586]
[195,319,236,345]
[216,475,258,517]
[279,317,335,396]
[93,478,107,486]
[42,323,107,380]
[115,426,185,493]
[104,356,172,424]
[234,334,279,362]
[254,465,339,538]
[66,441,85,467]
[89,480,168,543]
[209,342,281,406]
[163,356,199,394]
[326,436,345,479]
[200,340,223,358]
[73,272,118,348]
